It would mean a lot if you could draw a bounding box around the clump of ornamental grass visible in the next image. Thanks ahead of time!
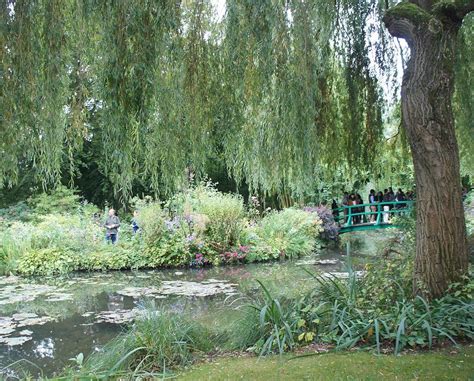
[74,310,216,379]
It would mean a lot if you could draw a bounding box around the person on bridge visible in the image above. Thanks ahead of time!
[382,189,391,223]
[342,192,349,224]
[331,199,339,221]
[355,194,364,224]
[368,189,376,222]
[396,189,407,209]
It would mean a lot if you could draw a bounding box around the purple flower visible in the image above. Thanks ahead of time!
[185,234,196,243]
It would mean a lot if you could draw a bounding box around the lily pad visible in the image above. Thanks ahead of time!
[321,271,365,279]
[158,280,236,297]
[12,313,38,321]
[0,336,32,346]
[95,309,144,324]
[0,327,15,335]
[116,287,158,298]
[45,293,74,302]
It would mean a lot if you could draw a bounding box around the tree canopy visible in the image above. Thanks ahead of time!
[1,0,472,203]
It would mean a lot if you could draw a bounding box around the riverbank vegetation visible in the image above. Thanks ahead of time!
[41,214,471,380]
[55,259,473,379]
[0,185,334,276]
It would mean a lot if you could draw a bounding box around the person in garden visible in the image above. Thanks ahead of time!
[104,208,120,244]
[131,210,140,234]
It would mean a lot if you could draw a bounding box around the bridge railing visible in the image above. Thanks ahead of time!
[333,201,415,227]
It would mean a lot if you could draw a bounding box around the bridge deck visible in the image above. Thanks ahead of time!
[334,200,414,234]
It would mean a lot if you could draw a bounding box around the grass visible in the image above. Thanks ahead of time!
[179,346,474,381]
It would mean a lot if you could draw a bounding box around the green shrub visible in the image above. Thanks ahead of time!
[17,248,79,275]
[0,232,26,275]
[28,186,83,217]
[188,185,246,252]
[143,232,192,267]
[134,199,166,247]
[245,208,322,261]
[0,201,32,224]
[81,245,133,271]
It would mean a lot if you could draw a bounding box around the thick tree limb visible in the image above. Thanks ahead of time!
[382,3,430,42]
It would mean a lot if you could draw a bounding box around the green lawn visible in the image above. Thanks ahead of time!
[179,347,474,381]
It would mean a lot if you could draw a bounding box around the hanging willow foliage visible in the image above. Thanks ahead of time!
[1,0,71,187]
[0,0,472,200]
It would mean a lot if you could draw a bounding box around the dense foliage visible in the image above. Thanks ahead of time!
[2,1,472,204]
[0,185,328,275]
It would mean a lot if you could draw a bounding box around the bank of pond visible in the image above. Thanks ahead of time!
[0,185,338,276]
[0,230,472,379]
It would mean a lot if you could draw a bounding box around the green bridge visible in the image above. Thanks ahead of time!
[334,201,414,234]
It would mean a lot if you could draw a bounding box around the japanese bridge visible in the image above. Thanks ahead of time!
[334,201,414,234]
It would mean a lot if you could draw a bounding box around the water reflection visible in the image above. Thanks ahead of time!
[33,338,54,358]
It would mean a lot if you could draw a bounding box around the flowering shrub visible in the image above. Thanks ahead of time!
[220,245,249,264]
[303,205,339,240]
[190,252,210,267]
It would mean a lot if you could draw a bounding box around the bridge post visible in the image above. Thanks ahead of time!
[346,205,352,227]
[375,204,381,225]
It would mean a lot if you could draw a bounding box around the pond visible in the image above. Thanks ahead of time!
[0,231,391,379]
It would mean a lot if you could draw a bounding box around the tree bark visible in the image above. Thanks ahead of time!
[384,3,469,299]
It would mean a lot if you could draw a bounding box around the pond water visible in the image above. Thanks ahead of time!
[0,232,391,379]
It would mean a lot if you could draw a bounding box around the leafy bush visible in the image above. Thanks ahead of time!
[17,248,79,275]
[245,208,322,262]
[303,205,339,240]
[0,201,32,224]
[27,186,84,217]
[238,257,473,356]
[303,269,474,354]
[0,233,26,274]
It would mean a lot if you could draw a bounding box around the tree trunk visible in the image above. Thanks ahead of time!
[384,3,469,299]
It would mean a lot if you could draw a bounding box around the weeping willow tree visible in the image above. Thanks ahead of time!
[1,0,472,298]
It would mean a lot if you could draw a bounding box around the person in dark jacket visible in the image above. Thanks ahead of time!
[104,208,120,244]
[355,194,364,224]
[396,188,406,209]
